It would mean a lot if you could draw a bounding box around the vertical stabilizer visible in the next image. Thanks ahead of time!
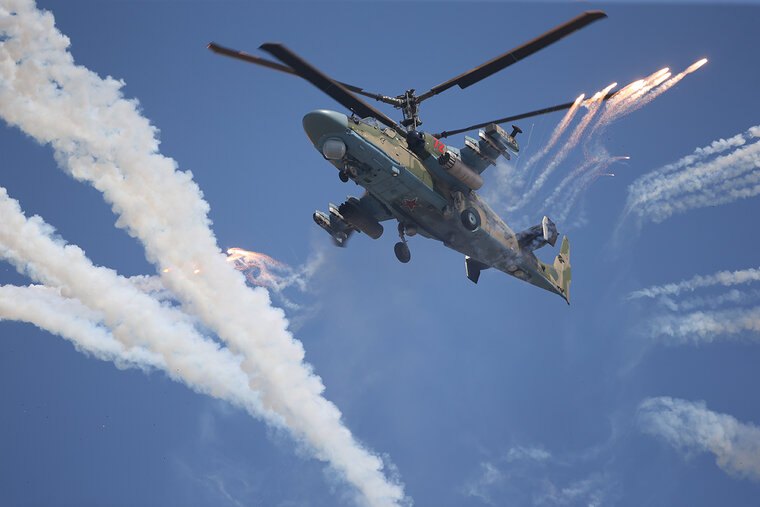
[539,236,571,304]
[554,236,571,303]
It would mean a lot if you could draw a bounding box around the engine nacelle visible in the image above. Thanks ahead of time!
[438,151,484,191]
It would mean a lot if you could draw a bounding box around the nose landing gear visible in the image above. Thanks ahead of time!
[394,223,411,263]
[338,163,359,183]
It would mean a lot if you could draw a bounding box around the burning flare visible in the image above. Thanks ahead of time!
[226,247,292,289]
[688,58,709,73]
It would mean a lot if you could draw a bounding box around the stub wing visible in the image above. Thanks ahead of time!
[538,236,571,304]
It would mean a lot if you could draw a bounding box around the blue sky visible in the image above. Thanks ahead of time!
[1,1,759,506]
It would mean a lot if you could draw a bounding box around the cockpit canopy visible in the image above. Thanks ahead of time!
[359,117,380,128]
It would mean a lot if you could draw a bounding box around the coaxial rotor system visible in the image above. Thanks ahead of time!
[208,10,611,139]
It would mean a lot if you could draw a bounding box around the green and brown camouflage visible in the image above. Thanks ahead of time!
[305,109,571,303]
[209,11,612,303]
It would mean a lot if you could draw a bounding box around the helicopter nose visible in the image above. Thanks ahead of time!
[303,110,348,145]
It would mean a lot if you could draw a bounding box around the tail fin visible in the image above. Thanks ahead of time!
[539,236,571,304]
[554,236,571,304]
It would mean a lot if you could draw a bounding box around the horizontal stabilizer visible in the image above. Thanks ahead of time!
[465,256,489,284]
[517,216,559,252]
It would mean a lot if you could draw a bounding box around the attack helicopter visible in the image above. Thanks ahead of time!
[208,10,610,304]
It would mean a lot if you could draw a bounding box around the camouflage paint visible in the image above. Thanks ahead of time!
[307,109,571,303]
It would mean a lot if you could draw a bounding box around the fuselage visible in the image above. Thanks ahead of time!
[303,109,567,300]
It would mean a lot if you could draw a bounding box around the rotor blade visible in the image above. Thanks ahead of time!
[418,11,607,102]
[207,42,400,106]
[434,91,616,139]
[208,42,297,77]
[259,42,406,134]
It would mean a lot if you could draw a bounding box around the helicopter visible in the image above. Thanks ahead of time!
[208,10,611,304]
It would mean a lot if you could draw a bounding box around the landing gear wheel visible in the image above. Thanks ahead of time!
[395,222,411,263]
[338,170,350,183]
[394,241,411,263]
[461,208,481,231]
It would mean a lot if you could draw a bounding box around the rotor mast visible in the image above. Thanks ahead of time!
[370,89,423,130]
[348,88,424,131]
[399,89,422,130]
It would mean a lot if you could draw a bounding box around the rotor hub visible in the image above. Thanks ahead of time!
[398,89,422,130]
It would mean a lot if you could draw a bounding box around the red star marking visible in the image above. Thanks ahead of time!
[402,197,420,211]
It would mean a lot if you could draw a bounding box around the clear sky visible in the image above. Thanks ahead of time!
[1,1,760,506]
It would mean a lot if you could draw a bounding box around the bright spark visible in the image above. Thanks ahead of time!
[687,58,708,72]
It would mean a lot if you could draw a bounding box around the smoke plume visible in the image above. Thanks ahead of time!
[639,397,760,481]
[0,283,166,372]
[0,1,405,505]
[648,305,760,344]
[0,187,273,423]
[629,264,760,345]
[620,125,760,228]
[629,266,760,299]
[488,60,705,227]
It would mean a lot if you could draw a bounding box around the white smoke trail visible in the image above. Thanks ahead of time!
[625,59,707,115]
[543,63,704,223]
[544,68,692,221]
[551,156,621,224]
[630,266,760,345]
[594,68,670,129]
[0,2,405,504]
[0,284,165,371]
[0,188,275,424]
[561,84,617,152]
[590,77,648,128]
[129,274,177,302]
[647,305,760,344]
[621,128,760,224]
[518,94,585,179]
[486,101,582,214]
[638,397,760,481]
[629,266,760,299]
[657,288,760,313]
[651,142,760,208]
[627,129,752,195]
[506,87,611,212]
[667,158,760,215]
[489,62,704,222]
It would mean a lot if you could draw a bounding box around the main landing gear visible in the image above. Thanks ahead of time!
[460,207,481,231]
[394,223,411,263]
